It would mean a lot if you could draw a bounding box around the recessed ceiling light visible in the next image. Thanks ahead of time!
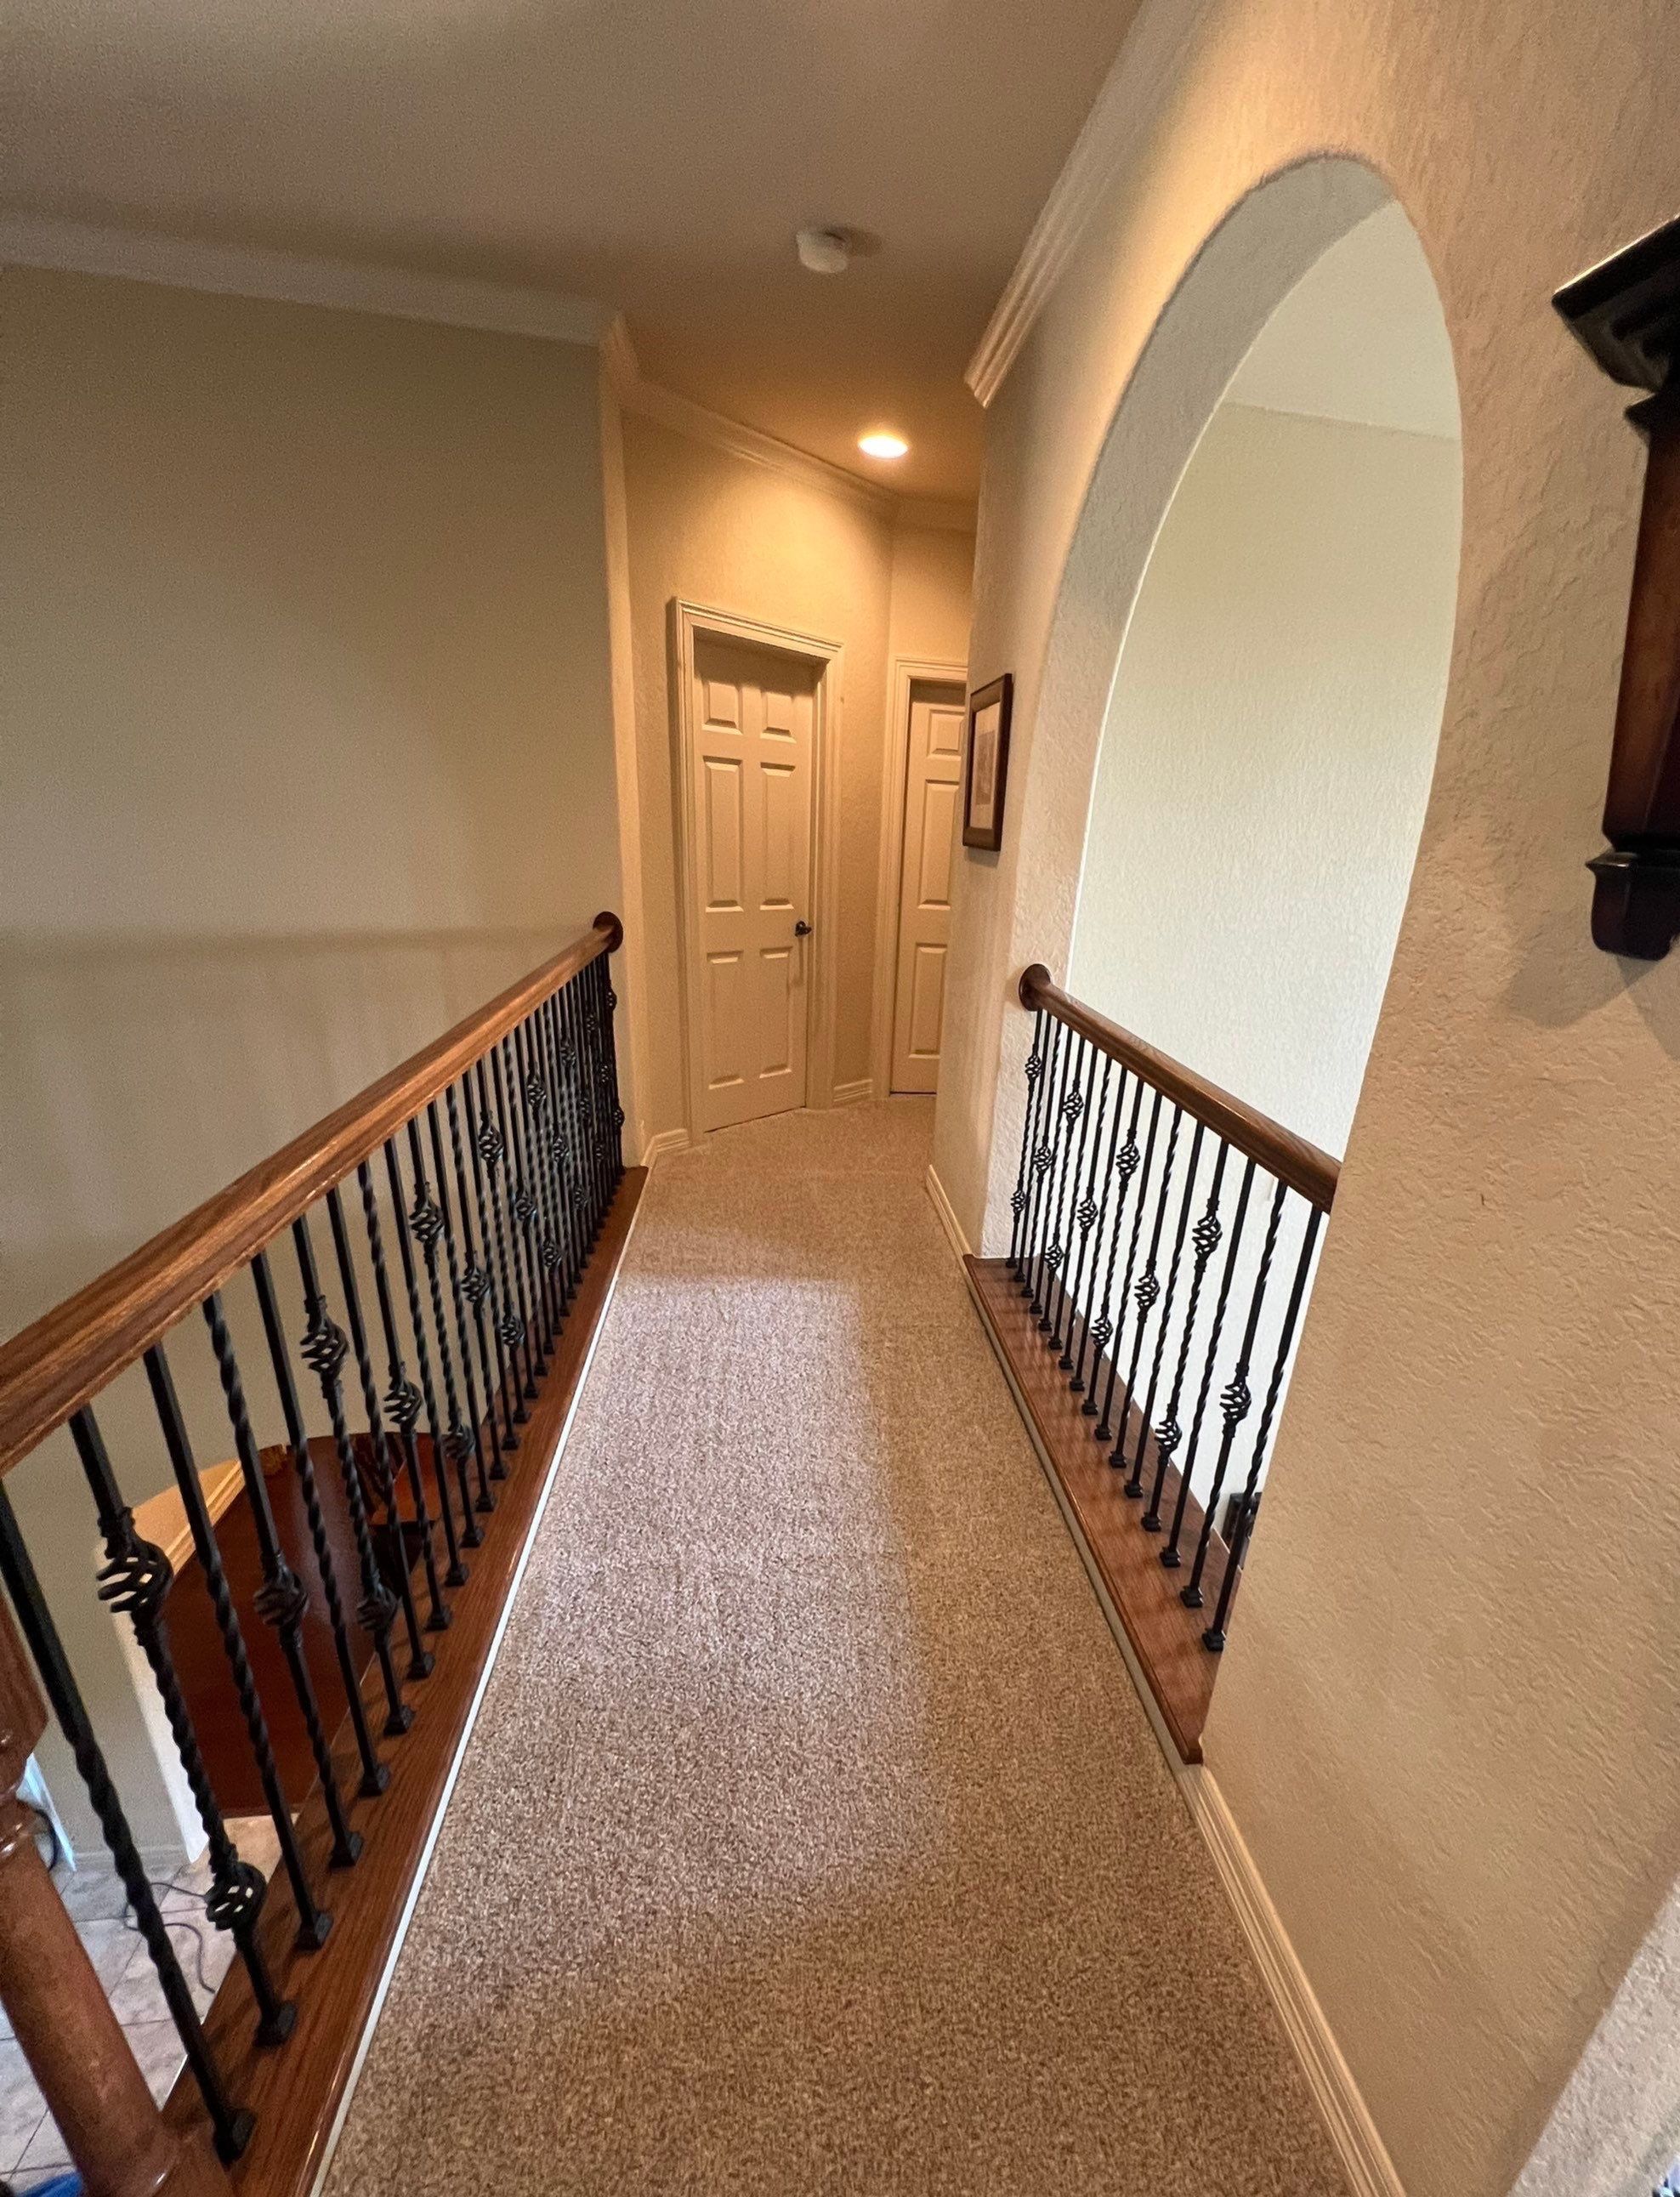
[859,430,909,460]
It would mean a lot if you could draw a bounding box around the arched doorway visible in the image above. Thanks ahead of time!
[1067,200,1461,1157]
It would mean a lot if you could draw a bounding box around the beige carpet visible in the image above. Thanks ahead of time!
[326,1101,1346,2196]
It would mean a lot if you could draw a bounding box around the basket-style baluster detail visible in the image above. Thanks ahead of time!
[75,1408,295,2048]
[475,1119,504,1169]
[1144,1162,1228,1530]
[405,1127,484,1549]
[448,1077,517,1462]
[356,1161,451,1631]
[424,1097,498,1513]
[462,1263,492,1305]
[511,1184,537,1229]
[382,1140,471,1585]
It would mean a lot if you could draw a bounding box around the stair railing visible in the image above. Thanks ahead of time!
[966,963,1337,1760]
[0,913,637,2194]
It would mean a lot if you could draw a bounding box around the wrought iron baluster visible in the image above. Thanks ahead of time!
[514,1015,568,1336]
[1162,1159,1256,1566]
[471,1056,537,1408]
[377,1142,465,1590]
[1143,1140,1228,1530]
[0,1480,255,2161]
[69,1405,294,2047]
[1124,1120,1205,1498]
[595,951,627,1179]
[491,1039,550,1373]
[1203,1201,1324,1651]
[536,991,585,1305]
[576,962,615,1231]
[249,1251,388,1791]
[1098,1093,1174,1448]
[503,1026,559,1353]
[1080,1076,1145,1411]
[1008,1009,1050,1280]
[559,969,603,1246]
[404,1125,480,1555]
[1183,1180,1288,1611]
[425,1098,497,1512]
[292,1212,414,1732]
[1070,1067,1128,1395]
[1021,1016,1069,1311]
[326,1184,435,1677]
[145,1343,331,1948]
[447,1078,516,1462]
[202,1288,362,1867]
[352,1158,451,1620]
[1051,1044,1103,1360]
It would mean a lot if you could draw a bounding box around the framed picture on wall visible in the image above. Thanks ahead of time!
[962,673,1013,852]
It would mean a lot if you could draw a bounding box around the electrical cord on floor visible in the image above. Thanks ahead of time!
[119,1878,219,1998]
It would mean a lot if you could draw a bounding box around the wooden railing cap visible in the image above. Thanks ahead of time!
[0,915,623,1479]
[1016,962,1339,1212]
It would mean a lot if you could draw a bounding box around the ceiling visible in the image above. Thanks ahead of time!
[0,0,1140,499]
[1225,203,1461,441]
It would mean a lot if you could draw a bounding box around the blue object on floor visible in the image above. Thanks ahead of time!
[26,2176,82,2195]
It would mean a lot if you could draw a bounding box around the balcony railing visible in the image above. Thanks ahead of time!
[964,962,1337,1761]
[0,915,641,2195]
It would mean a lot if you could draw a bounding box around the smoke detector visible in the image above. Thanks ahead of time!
[795,227,851,275]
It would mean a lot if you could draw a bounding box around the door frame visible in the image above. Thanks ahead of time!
[870,655,968,1098]
[669,598,844,1140]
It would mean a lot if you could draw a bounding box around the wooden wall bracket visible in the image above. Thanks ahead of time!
[1556,214,1680,958]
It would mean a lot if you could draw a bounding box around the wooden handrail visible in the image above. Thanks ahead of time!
[1018,964,1339,1212]
[0,912,623,1480]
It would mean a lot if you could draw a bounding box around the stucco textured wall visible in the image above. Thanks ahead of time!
[930,3,1680,2192]
[1072,399,1459,1155]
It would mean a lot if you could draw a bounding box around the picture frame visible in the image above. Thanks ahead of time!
[961,673,1013,852]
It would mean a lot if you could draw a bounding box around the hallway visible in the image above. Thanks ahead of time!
[323,1100,1343,2195]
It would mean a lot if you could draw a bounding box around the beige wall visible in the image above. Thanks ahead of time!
[1,265,621,1852]
[617,410,972,1139]
[1072,400,1460,1156]
[930,3,1680,2192]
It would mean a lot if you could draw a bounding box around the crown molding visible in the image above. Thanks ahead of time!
[965,0,1211,407]
[0,212,611,344]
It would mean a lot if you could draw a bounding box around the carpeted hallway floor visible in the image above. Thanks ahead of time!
[325,1100,1346,2196]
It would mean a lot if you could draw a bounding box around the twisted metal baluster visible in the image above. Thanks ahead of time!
[1183,1181,1288,1609]
[1050,1044,1102,1357]
[1143,1140,1228,1530]
[1124,1120,1205,1497]
[203,1289,362,1867]
[1162,1160,1256,1566]
[357,1159,454,1619]
[514,1016,567,1337]
[426,1098,497,1511]
[446,1078,515,1462]
[1098,1093,1174,1448]
[145,1343,330,1947]
[1021,1016,1068,1309]
[394,1129,481,1558]
[1203,1202,1324,1651]
[501,1026,557,1354]
[558,970,602,1246]
[574,963,613,1233]
[491,1038,551,1370]
[326,1185,434,1678]
[1007,1009,1049,1280]
[1077,1076,1144,1408]
[471,1057,537,1406]
[0,1480,255,2161]
[536,991,584,1305]
[1070,1066,1127,1394]
[252,1246,394,1780]
[70,1405,294,2047]
[292,1214,411,1735]
[596,952,627,1179]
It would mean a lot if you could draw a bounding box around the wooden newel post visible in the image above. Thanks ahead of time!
[0,1598,231,2197]
[1556,214,1680,959]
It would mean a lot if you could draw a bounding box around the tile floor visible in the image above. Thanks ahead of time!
[0,1816,281,2191]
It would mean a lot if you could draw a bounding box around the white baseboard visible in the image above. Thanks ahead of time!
[924,1163,972,1262]
[831,1077,874,1107]
[640,1127,690,1167]
[958,1247,1401,2194]
[1178,1768,1405,2194]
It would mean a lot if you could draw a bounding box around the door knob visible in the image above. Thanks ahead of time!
[794,919,812,936]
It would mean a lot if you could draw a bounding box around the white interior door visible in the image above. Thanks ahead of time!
[890,681,966,1093]
[688,632,819,1132]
